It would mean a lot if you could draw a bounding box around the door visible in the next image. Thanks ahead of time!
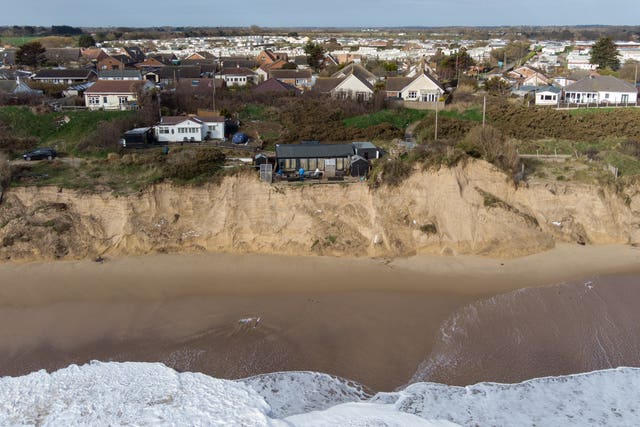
[324,159,336,178]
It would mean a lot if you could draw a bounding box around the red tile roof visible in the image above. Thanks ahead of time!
[85,80,147,94]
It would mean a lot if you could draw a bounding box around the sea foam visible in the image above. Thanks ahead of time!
[1,361,639,426]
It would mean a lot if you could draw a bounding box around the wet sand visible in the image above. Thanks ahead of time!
[1,244,640,391]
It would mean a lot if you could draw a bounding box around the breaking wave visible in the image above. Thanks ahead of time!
[412,275,640,386]
[1,361,640,426]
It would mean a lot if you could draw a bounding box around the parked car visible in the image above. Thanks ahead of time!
[22,147,57,161]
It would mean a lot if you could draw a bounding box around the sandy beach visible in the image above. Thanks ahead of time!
[1,244,640,391]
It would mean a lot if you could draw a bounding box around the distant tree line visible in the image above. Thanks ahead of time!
[0,25,84,37]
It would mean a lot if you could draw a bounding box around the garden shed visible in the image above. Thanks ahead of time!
[350,155,370,177]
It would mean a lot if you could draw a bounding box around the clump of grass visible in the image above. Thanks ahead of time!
[419,223,438,234]
[475,187,539,227]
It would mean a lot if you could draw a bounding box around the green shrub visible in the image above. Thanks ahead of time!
[163,147,226,182]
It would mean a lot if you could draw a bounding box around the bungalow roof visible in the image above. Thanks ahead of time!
[85,80,147,94]
[312,77,342,93]
[220,67,256,76]
[32,69,95,79]
[385,77,414,92]
[275,143,354,159]
[332,63,376,82]
[565,75,636,93]
[253,77,299,94]
[44,48,81,62]
[97,69,142,79]
[269,69,312,79]
[194,115,225,123]
[159,116,204,126]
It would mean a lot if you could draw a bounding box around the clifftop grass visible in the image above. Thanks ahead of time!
[0,106,135,156]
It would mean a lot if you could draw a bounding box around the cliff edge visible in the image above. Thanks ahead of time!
[2,159,638,262]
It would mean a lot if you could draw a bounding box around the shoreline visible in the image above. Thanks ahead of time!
[1,243,640,390]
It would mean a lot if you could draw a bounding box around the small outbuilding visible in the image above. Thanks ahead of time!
[253,153,269,168]
[352,141,382,160]
[350,155,370,177]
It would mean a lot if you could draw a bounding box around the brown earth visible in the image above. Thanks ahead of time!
[2,159,640,262]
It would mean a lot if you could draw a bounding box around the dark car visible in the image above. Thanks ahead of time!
[23,147,57,161]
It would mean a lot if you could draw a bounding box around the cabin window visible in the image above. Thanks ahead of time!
[299,159,308,170]
[308,158,317,170]
[285,159,296,170]
[605,93,610,99]
[336,158,345,170]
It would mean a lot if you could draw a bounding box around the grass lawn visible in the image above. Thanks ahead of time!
[1,36,40,47]
[239,104,268,121]
[439,107,483,122]
[11,157,165,193]
[0,106,135,154]
[343,108,429,129]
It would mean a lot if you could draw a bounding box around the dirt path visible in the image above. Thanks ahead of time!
[404,120,421,143]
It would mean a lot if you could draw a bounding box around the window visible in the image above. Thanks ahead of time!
[604,93,610,99]
[191,80,199,86]
[308,158,317,170]
[103,96,108,103]
[159,127,169,134]
[336,158,345,170]
[299,159,308,170]
[118,96,128,105]
[88,96,100,105]
[407,91,417,99]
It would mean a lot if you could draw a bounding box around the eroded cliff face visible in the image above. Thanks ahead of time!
[1,160,638,262]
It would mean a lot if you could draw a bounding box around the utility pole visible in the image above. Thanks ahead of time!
[435,103,439,141]
[212,62,216,112]
[482,95,486,129]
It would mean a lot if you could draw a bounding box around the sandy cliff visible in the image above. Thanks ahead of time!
[1,159,638,262]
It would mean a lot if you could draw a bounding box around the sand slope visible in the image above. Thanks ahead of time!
[2,159,639,262]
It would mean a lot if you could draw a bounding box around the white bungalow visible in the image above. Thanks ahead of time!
[564,75,638,105]
[534,86,562,106]
[84,80,152,110]
[194,115,225,140]
[155,116,206,143]
[217,67,259,86]
[385,72,444,102]
[313,73,374,101]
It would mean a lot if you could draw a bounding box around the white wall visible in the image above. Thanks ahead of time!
[85,93,136,110]
[333,74,373,100]
[203,122,225,140]
[535,91,559,105]
[399,74,443,102]
[565,91,637,104]
[155,119,206,142]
